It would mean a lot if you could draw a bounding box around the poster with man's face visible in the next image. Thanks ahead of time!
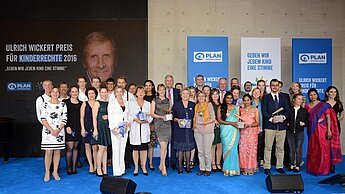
[0,20,147,101]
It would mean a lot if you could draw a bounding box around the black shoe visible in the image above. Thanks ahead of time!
[277,168,286,174]
[121,173,126,176]
[264,169,271,175]
[72,170,77,174]
[197,170,205,176]
[89,171,96,175]
[293,168,300,173]
[67,171,73,175]
[96,172,103,177]
[186,169,192,174]
[149,166,155,171]
[133,172,138,176]
[204,171,211,176]
[178,169,183,174]
[171,164,177,171]
[143,171,148,176]
[287,167,294,171]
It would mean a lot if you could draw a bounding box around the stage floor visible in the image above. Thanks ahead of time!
[1,157,345,194]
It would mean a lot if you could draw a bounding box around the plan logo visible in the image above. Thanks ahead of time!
[299,53,327,64]
[193,51,223,62]
[7,82,32,91]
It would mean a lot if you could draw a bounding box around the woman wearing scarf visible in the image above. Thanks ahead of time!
[306,88,342,176]
[217,92,240,176]
[194,91,216,176]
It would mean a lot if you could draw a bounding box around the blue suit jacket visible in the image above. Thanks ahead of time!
[261,92,290,130]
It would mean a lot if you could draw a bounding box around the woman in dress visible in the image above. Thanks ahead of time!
[151,84,171,176]
[210,88,222,172]
[287,93,308,173]
[41,87,67,182]
[93,86,111,176]
[202,85,211,102]
[251,88,264,167]
[128,86,153,176]
[217,91,240,176]
[188,86,197,168]
[239,94,260,175]
[80,87,99,174]
[108,86,129,176]
[144,80,157,170]
[172,88,195,174]
[64,85,82,175]
[306,88,342,176]
[194,91,215,176]
[325,86,344,134]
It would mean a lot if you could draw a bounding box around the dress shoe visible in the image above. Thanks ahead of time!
[52,173,60,181]
[143,171,148,176]
[121,173,126,176]
[178,169,183,174]
[204,171,211,176]
[72,170,77,174]
[264,169,271,175]
[149,165,155,171]
[287,167,294,171]
[96,172,103,177]
[133,172,138,176]
[293,168,300,173]
[277,168,286,174]
[89,171,96,175]
[186,169,192,174]
[67,171,73,175]
[197,170,205,176]
[171,164,177,171]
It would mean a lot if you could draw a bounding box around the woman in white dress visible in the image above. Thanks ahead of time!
[41,87,67,182]
[108,86,129,176]
[128,86,153,176]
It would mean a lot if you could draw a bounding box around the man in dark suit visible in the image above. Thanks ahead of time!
[165,75,181,170]
[262,79,290,175]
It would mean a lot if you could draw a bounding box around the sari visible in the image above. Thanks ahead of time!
[306,101,342,176]
[220,107,240,176]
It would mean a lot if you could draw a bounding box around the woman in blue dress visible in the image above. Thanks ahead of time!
[217,91,240,176]
[172,88,195,174]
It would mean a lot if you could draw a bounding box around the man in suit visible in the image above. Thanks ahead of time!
[165,74,181,170]
[218,77,228,104]
[194,74,205,93]
[262,79,290,175]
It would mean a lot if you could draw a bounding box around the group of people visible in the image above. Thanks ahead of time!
[36,74,343,182]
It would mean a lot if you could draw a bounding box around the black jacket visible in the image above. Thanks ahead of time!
[288,106,308,133]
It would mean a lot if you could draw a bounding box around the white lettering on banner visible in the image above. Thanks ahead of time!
[299,53,327,64]
[193,51,222,63]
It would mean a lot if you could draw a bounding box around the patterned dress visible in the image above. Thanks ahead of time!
[41,101,67,150]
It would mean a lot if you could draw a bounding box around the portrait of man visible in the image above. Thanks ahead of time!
[83,31,117,83]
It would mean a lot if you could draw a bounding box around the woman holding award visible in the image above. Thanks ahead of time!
[172,88,195,174]
[151,84,172,176]
[194,91,215,176]
[128,86,153,176]
[108,86,129,176]
[217,92,240,176]
[238,94,260,175]
[41,87,67,182]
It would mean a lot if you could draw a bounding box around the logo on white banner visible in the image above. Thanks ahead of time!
[193,51,223,63]
[299,53,327,64]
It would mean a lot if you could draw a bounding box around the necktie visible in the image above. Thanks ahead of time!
[220,91,224,103]
[274,94,279,109]
[168,89,172,102]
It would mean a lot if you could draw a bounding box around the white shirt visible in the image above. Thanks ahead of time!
[270,92,279,103]
[36,93,50,124]
[122,89,135,102]
[78,89,88,102]
[220,90,226,103]
[166,88,175,105]
[107,90,115,102]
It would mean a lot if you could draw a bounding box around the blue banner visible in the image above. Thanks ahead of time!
[187,36,228,88]
[292,38,332,100]
[292,38,332,158]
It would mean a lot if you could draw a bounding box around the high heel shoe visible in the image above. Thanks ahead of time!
[216,164,222,172]
[178,169,183,174]
[44,174,50,182]
[133,170,138,176]
[211,163,217,172]
[52,173,60,181]
[149,163,155,170]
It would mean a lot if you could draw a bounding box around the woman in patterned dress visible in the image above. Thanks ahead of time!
[41,87,67,182]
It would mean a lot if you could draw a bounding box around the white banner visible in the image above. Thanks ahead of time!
[241,37,281,92]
